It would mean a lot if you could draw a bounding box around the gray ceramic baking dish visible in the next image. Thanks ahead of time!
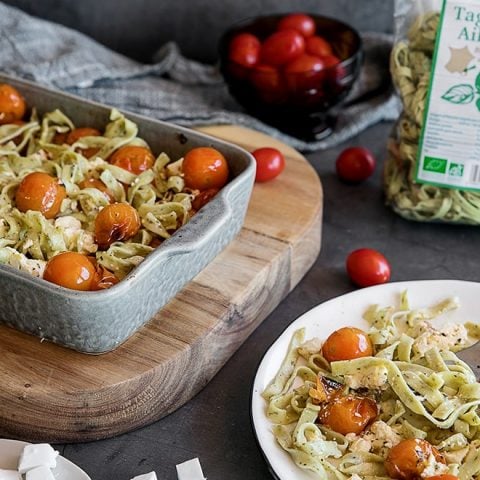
[0,73,255,354]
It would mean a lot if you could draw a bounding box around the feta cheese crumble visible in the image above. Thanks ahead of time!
[17,444,58,474]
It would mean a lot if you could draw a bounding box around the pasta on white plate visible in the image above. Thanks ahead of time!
[262,292,480,480]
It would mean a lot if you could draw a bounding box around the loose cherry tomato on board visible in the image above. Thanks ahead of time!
[79,178,114,203]
[277,13,316,38]
[322,326,373,362]
[346,248,391,288]
[15,172,66,219]
[95,203,141,249]
[192,188,220,211]
[43,252,97,291]
[260,30,305,66]
[228,33,261,68]
[183,147,229,190]
[425,476,459,480]
[336,147,376,183]
[109,145,155,175]
[0,84,26,125]
[385,439,446,480]
[306,35,333,57]
[251,147,285,183]
[318,395,378,435]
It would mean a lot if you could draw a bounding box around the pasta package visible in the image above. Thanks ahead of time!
[385,0,480,223]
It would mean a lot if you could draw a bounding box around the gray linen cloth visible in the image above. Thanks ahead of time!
[0,3,400,152]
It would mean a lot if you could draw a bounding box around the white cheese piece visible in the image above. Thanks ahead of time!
[25,466,56,480]
[344,365,389,390]
[17,444,58,474]
[176,458,206,480]
[363,421,402,454]
[412,321,469,355]
[130,473,157,480]
[349,437,372,453]
[420,453,450,477]
[0,469,21,480]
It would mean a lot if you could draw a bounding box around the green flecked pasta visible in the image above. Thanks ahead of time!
[0,108,197,279]
[385,10,480,224]
[262,292,480,479]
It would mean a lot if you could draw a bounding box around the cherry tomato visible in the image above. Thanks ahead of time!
[109,146,155,175]
[15,172,66,219]
[425,476,459,480]
[251,147,285,183]
[322,54,341,68]
[43,252,96,291]
[318,395,378,435]
[284,54,325,91]
[79,178,114,202]
[91,263,119,290]
[385,439,446,480]
[277,13,316,37]
[228,33,261,68]
[322,326,373,362]
[64,127,102,158]
[183,147,229,190]
[192,188,220,211]
[0,84,26,125]
[346,248,391,288]
[250,64,282,92]
[285,54,325,74]
[260,30,305,66]
[95,203,141,249]
[336,147,376,183]
[306,35,333,57]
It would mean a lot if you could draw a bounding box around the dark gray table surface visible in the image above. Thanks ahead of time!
[56,120,480,479]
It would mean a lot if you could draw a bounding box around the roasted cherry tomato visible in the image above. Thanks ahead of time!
[277,13,316,37]
[192,188,220,211]
[66,127,101,159]
[425,476,459,480]
[91,262,119,290]
[346,248,391,288]
[183,147,229,190]
[79,178,114,202]
[43,252,96,291]
[95,203,141,249]
[385,439,446,480]
[0,84,26,125]
[251,147,285,182]
[109,145,155,175]
[260,30,305,66]
[229,33,261,68]
[318,395,377,435]
[306,35,333,57]
[322,326,373,362]
[336,147,376,183]
[15,172,66,219]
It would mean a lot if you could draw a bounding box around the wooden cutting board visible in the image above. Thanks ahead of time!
[0,125,323,443]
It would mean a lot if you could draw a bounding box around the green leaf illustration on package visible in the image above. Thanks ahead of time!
[441,84,475,104]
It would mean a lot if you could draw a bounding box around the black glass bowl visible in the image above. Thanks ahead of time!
[219,14,363,140]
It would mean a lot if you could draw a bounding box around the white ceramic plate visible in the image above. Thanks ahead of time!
[0,439,91,480]
[251,280,480,480]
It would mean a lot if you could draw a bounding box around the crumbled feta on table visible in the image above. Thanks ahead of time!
[130,473,157,480]
[176,458,206,480]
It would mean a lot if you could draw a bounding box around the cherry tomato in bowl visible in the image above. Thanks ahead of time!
[260,30,305,66]
[228,32,261,68]
[306,35,333,56]
[336,147,376,183]
[277,13,316,37]
[346,248,391,288]
[251,147,285,182]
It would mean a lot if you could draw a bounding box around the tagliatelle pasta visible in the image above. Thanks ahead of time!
[262,292,480,479]
[0,107,198,282]
[385,3,480,224]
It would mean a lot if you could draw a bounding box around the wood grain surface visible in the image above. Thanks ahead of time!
[0,125,323,443]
